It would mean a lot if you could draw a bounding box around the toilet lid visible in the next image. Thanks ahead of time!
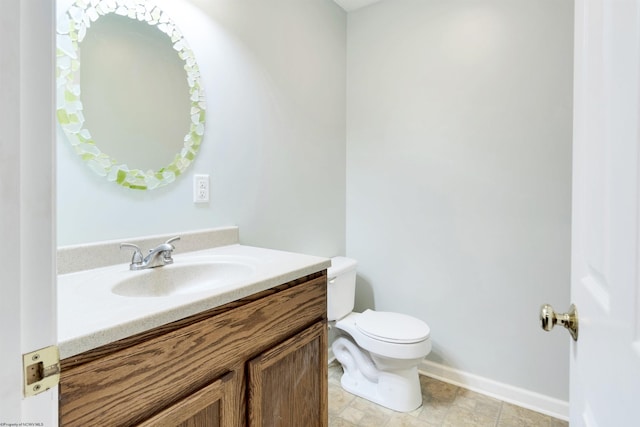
[355,310,430,344]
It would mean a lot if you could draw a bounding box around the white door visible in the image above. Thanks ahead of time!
[570,0,640,425]
[0,0,57,424]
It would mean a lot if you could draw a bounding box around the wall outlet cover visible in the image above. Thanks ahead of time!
[193,174,209,203]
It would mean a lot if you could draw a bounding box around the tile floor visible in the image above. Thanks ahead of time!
[328,362,568,427]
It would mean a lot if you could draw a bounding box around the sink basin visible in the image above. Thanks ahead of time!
[111,261,255,297]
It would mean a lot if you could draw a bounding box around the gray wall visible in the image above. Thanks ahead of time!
[57,0,347,258]
[56,0,574,406]
[345,0,573,400]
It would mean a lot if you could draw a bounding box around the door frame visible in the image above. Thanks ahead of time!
[0,0,57,423]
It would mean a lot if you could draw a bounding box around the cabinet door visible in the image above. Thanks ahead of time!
[248,321,328,427]
[138,370,239,427]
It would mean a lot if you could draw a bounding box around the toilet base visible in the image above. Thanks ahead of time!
[339,367,423,413]
[333,336,423,412]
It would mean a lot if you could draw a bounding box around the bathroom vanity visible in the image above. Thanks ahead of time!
[57,228,330,426]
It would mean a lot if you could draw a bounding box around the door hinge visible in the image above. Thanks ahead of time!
[23,345,60,397]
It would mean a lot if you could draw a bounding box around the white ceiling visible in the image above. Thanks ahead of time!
[333,0,384,12]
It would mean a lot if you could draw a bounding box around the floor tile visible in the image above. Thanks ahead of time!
[416,402,451,426]
[385,413,436,427]
[497,403,562,427]
[442,405,497,427]
[329,385,356,417]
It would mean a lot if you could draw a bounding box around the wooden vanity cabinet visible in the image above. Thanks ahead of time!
[59,272,328,427]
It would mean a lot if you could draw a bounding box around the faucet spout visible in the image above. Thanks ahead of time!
[142,243,175,268]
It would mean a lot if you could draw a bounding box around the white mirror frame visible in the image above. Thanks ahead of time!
[56,0,206,190]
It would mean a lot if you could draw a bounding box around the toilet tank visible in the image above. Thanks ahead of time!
[327,256,358,321]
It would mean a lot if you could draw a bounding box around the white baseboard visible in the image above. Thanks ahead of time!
[419,359,569,421]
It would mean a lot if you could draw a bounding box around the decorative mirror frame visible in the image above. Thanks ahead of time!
[56,0,206,190]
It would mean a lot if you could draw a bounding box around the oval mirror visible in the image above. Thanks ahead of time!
[56,0,206,190]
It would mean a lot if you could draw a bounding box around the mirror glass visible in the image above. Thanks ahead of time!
[56,0,206,190]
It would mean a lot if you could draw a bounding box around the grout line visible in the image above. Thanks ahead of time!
[495,401,504,427]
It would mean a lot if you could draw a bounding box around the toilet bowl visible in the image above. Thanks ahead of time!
[327,257,431,412]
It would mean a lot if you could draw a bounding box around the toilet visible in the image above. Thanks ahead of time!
[328,256,431,413]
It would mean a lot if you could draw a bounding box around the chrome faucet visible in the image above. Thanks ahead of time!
[120,236,180,270]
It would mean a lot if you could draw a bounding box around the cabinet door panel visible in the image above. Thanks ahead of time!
[248,322,328,427]
[138,370,239,427]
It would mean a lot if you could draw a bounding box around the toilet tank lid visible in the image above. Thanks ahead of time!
[328,256,357,278]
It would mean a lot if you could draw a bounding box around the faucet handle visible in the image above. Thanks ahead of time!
[120,243,143,265]
[161,237,180,264]
[164,236,181,248]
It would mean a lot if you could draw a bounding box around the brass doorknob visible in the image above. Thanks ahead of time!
[540,303,578,341]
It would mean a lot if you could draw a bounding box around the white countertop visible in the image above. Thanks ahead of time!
[58,244,330,359]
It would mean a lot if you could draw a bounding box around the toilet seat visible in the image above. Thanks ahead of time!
[355,309,430,344]
[335,312,432,360]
